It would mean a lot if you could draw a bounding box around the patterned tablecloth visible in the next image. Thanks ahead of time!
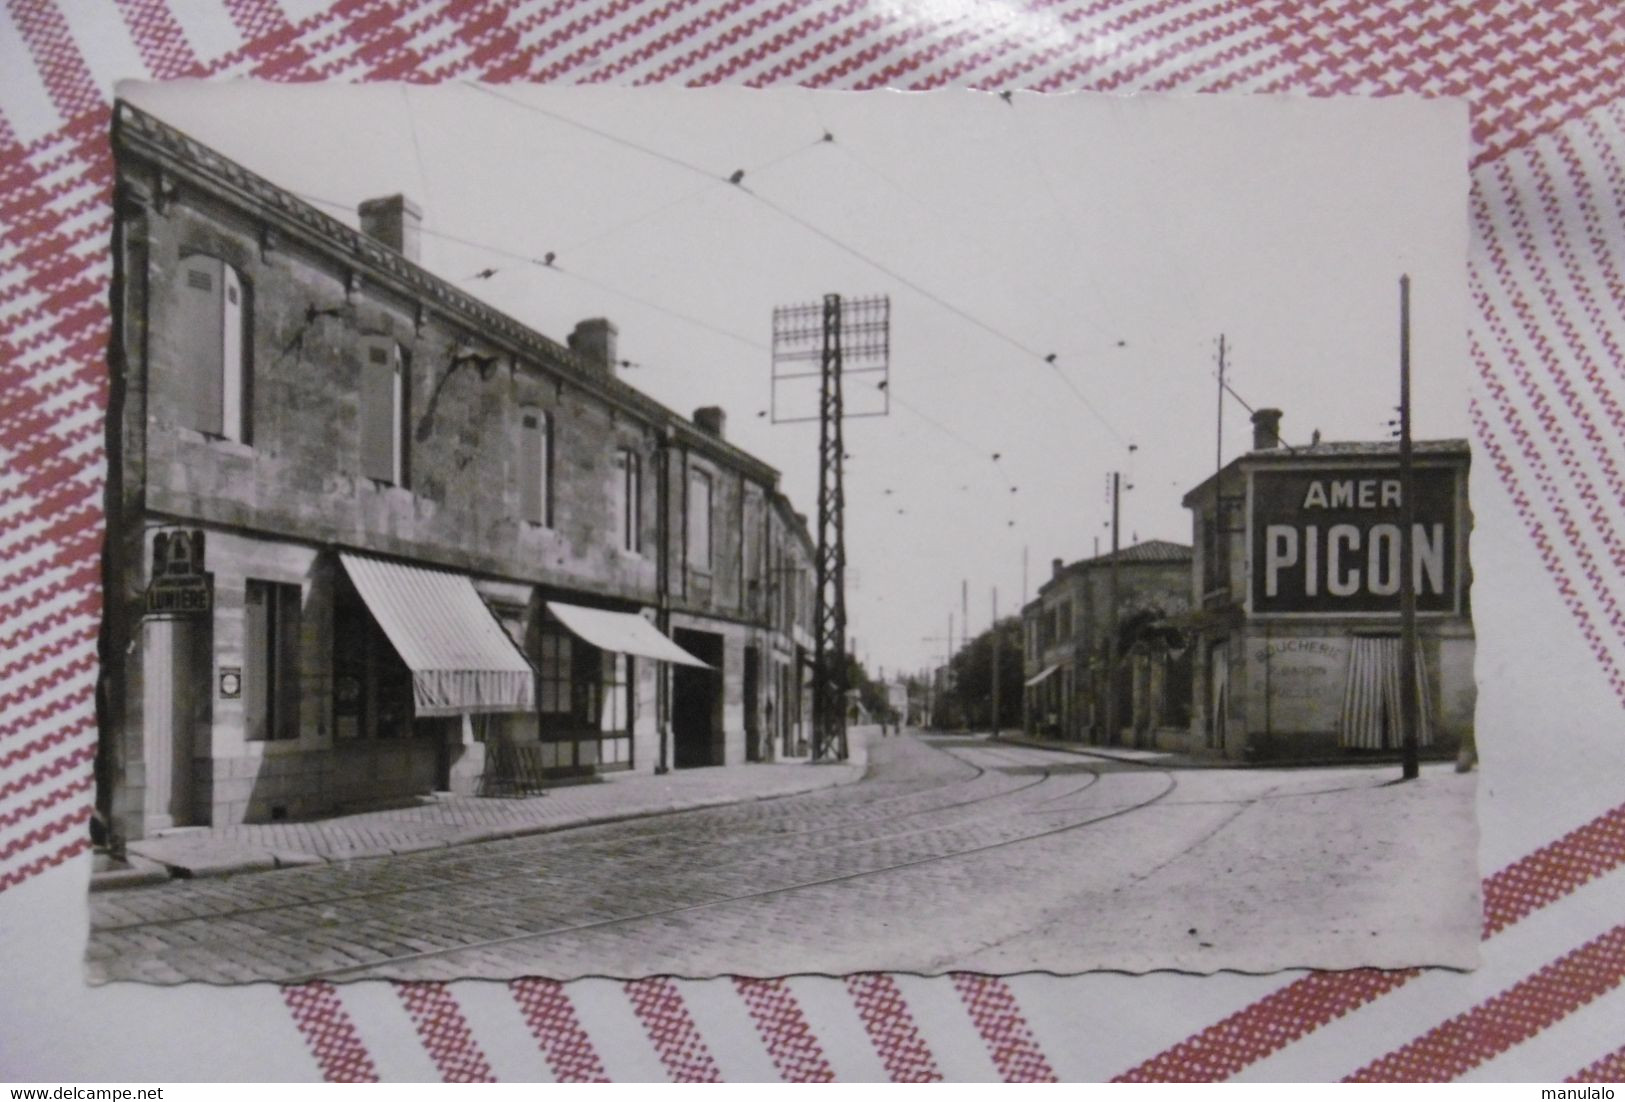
[3,0,1624,1082]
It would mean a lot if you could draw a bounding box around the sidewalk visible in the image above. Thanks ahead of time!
[991,731,1227,768]
[992,730,1460,770]
[94,730,871,890]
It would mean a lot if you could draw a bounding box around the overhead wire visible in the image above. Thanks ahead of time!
[463,85,1129,445]
[297,114,1053,531]
[739,185,1126,444]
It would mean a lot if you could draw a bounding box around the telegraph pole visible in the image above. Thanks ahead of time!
[771,294,890,762]
[1398,276,1421,781]
[1105,471,1121,746]
[1210,334,1227,753]
[990,587,1000,737]
[815,294,849,761]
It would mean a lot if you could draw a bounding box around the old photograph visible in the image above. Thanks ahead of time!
[88,83,1477,982]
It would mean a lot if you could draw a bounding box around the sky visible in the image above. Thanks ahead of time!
[122,81,1471,677]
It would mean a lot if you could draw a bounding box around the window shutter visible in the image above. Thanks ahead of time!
[274,585,302,740]
[220,264,245,442]
[175,256,225,435]
[520,412,543,524]
[243,580,270,742]
[360,340,395,482]
[630,453,642,552]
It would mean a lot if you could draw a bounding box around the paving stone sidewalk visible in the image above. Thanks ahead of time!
[992,730,1461,770]
[98,731,872,889]
[990,731,1225,768]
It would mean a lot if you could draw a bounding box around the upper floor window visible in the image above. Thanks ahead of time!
[520,408,552,526]
[687,468,713,571]
[175,254,250,442]
[360,339,409,486]
[1058,601,1072,638]
[616,448,642,553]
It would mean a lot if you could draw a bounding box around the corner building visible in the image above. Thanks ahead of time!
[101,103,815,843]
[1179,410,1474,762]
[1020,541,1192,746]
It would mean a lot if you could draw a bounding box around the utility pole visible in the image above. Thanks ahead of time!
[815,294,849,761]
[655,427,673,773]
[922,630,955,730]
[1398,276,1421,781]
[961,579,969,654]
[1210,333,1227,752]
[771,294,890,763]
[1105,471,1121,746]
[990,587,1000,737]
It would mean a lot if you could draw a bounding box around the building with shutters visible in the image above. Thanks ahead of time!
[1020,541,1193,746]
[1178,409,1474,762]
[99,102,816,844]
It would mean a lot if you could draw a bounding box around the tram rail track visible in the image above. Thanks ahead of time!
[280,756,1174,983]
[93,738,1051,935]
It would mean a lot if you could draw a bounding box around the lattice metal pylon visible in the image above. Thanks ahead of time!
[813,293,849,761]
[771,293,888,763]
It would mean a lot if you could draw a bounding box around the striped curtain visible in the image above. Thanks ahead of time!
[1339,637,1433,750]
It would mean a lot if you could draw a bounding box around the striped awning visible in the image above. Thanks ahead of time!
[545,601,710,668]
[1339,636,1433,750]
[339,552,535,717]
[1025,663,1061,688]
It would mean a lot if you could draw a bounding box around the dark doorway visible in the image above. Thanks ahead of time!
[673,629,724,768]
[744,645,761,762]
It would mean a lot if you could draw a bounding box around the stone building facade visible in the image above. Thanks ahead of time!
[1179,410,1474,762]
[100,102,815,844]
[1020,541,1192,745]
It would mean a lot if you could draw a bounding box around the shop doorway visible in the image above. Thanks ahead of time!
[672,629,724,768]
[1208,640,1228,750]
[744,645,761,762]
[141,617,208,830]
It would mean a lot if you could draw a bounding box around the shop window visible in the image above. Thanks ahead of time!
[535,615,632,735]
[616,447,642,553]
[537,621,573,715]
[244,580,300,741]
[333,588,413,740]
[360,339,409,486]
[174,254,250,442]
[599,652,630,733]
[520,409,552,526]
[687,468,713,570]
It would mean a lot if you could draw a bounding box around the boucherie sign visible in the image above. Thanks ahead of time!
[1249,464,1463,616]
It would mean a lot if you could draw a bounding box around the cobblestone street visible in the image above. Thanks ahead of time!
[86,734,1479,983]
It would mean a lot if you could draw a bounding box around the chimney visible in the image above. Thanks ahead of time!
[567,318,619,373]
[1251,408,1283,450]
[1051,557,1063,579]
[693,406,727,440]
[357,194,422,263]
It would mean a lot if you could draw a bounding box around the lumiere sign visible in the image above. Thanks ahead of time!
[145,528,213,618]
[1249,463,1464,617]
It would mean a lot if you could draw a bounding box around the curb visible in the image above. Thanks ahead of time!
[990,734,1225,769]
[87,854,172,892]
[991,733,1459,771]
[95,757,868,891]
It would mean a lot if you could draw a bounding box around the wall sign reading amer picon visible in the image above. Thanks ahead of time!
[1248,463,1465,616]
